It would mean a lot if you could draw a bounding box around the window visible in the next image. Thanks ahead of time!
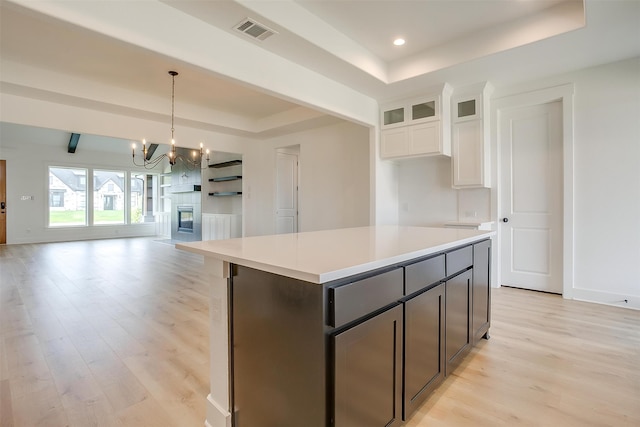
[383,107,404,126]
[412,100,436,120]
[48,166,160,228]
[130,173,146,223]
[48,167,87,226]
[50,190,65,208]
[94,170,125,224]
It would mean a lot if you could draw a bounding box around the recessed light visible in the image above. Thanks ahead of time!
[393,38,405,46]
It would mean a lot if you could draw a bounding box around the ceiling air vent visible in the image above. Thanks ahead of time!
[234,18,277,41]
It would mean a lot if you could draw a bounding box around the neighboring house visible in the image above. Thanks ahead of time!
[93,172,125,212]
[49,168,145,213]
[48,168,86,211]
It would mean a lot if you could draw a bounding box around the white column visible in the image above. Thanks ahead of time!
[204,259,232,427]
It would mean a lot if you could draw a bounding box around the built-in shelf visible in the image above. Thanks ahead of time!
[209,160,242,168]
[209,191,243,197]
[209,175,242,182]
[171,184,201,193]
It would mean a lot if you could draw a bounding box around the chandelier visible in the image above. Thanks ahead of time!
[132,71,209,169]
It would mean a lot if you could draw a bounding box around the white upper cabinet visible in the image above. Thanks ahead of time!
[452,119,484,187]
[380,84,452,159]
[380,121,442,158]
[451,82,493,189]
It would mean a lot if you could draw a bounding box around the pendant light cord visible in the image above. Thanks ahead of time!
[169,70,178,142]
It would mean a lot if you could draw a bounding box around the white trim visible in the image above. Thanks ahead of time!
[206,393,232,427]
[47,165,89,228]
[205,260,232,427]
[572,288,640,311]
[202,213,242,240]
[491,83,575,298]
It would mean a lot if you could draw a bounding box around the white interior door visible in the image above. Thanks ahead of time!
[275,152,298,234]
[500,101,563,294]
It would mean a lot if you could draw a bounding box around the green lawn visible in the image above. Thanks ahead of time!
[50,210,125,225]
[94,210,125,223]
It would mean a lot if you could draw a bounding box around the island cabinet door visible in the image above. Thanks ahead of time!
[445,269,473,375]
[472,239,491,343]
[332,304,403,427]
[403,283,445,420]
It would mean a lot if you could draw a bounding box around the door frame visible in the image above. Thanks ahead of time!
[491,84,575,298]
[0,159,6,244]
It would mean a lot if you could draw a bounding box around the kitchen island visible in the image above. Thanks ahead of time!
[176,225,494,427]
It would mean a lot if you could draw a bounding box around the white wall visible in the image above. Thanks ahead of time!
[0,119,371,243]
[0,121,255,244]
[397,156,458,226]
[0,123,158,243]
[244,121,371,236]
[299,123,370,232]
[373,128,400,226]
[384,57,639,308]
[494,57,640,308]
[393,154,491,227]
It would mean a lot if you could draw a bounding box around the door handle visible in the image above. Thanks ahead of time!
[0,201,5,209]
[502,217,509,223]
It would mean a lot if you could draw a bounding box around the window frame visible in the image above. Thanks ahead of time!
[47,164,161,229]
[93,169,126,226]
[48,166,89,227]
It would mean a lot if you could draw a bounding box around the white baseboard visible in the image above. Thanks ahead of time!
[571,288,639,310]
[206,394,232,427]
[9,223,157,244]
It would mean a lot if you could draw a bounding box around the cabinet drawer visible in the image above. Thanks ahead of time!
[329,269,403,328]
[405,254,445,295]
[446,245,473,276]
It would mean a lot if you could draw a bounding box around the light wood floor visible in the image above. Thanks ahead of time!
[1,238,639,427]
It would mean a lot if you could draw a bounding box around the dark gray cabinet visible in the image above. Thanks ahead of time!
[404,254,445,295]
[473,239,491,343]
[333,304,403,427]
[329,269,403,328]
[229,239,491,427]
[403,283,445,419]
[231,266,326,427]
[445,269,472,374]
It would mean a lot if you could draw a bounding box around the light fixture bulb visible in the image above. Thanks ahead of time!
[393,38,405,46]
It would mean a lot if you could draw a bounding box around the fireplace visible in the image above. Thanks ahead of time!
[177,206,194,233]
[170,149,202,242]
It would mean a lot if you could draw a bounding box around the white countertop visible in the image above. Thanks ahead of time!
[443,221,495,230]
[176,225,494,284]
